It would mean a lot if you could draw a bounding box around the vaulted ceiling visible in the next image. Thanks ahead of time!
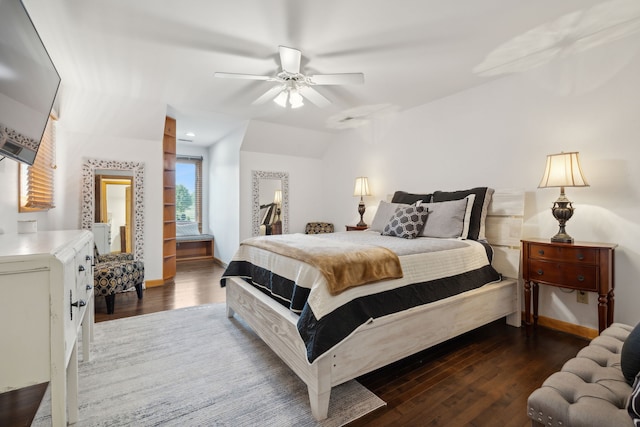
[23,0,636,146]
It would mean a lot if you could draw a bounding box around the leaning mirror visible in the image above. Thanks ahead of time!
[82,158,145,261]
[252,170,289,237]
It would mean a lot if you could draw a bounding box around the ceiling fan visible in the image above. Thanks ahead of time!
[214,46,364,109]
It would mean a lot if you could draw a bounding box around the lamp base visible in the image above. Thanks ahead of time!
[357,200,367,227]
[551,232,574,243]
[550,188,575,244]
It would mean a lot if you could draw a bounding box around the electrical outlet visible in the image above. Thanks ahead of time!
[577,291,589,304]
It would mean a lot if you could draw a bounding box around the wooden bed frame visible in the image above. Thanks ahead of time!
[225,189,524,420]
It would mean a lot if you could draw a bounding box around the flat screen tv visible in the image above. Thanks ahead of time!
[0,0,61,165]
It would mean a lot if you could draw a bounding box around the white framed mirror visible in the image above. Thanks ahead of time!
[252,170,289,237]
[82,158,145,261]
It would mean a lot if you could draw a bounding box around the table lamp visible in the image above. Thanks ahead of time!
[538,151,589,243]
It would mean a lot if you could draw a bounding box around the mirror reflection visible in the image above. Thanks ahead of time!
[259,179,282,235]
[252,170,289,237]
[94,171,133,253]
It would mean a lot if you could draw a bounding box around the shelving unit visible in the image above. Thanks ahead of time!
[163,117,177,282]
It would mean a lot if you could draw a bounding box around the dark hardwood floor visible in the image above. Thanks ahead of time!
[0,259,588,426]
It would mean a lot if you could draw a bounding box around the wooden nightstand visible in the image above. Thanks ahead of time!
[521,238,617,335]
[345,225,368,231]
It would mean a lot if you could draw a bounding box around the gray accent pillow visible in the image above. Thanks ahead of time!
[419,197,472,238]
[370,200,409,232]
[381,204,428,239]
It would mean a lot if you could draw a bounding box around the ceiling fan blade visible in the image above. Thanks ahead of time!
[308,73,365,85]
[252,85,285,105]
[298,86,331,108]
[214,72,272,81]
[279,46,301,74]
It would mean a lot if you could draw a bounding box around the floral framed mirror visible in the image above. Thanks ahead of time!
[81,158,145,261]
[252,170,289,237]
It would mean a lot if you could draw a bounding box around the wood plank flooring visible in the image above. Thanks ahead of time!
[0,259,588,426]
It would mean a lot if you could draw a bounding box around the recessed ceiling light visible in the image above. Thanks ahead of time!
[185,132,195,137]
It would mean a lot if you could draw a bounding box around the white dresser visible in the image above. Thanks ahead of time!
[0,230,94,426]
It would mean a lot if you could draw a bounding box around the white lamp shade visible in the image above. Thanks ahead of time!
[273,91,288,108]
[289,91,304,108]
[353,177,371,197]
[273,189,282,204]
[538,152,589,188]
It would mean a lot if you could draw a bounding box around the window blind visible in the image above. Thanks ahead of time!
[19,116,56,211]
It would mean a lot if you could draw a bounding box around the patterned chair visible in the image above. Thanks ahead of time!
[93,246,144,314]
[305,222,335,234]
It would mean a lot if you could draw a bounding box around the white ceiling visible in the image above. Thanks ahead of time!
[23,0,634,146]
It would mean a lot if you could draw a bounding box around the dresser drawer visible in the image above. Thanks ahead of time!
[528,243,597,264]
[73,241,94,328]
[528,260,598,291]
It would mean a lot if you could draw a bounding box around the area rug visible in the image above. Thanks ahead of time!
[32,303,384,426]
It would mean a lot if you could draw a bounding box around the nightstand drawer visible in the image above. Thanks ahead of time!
[528,243,597,264]
[528,260,598,291]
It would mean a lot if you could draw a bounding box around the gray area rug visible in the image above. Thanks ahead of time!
[33,304,384,426]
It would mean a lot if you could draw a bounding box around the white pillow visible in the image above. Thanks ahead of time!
[419,195,474,239]
[370,200,409,232]
[176,221,200,236]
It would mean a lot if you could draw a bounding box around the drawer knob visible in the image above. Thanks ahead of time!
[577,254,585,261]
[86,284,93,291]
[538,249,544,256]
[537,269,544,275]
[78,265,85,272]
[577,275,585,282]
[86,255,91,261]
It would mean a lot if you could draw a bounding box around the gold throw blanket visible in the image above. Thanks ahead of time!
[242,234,403,295]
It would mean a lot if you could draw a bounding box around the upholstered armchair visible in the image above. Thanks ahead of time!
[93,245,144,314]
[305,222,335,234]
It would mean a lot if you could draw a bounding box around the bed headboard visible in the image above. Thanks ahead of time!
[484,189,525,280]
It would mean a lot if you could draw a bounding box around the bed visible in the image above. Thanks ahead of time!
[222,188,524,420]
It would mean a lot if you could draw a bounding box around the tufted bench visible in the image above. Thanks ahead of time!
[527,323,635,427]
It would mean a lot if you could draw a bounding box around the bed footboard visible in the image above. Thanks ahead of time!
[225,277,333,419]
[225,276,519,420]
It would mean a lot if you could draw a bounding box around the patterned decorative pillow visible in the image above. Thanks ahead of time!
[381,204,428,239]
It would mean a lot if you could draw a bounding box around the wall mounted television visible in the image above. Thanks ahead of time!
[0,0,61,165]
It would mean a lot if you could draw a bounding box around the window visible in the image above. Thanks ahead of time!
[19,116,56,212]
[176,156,202,229]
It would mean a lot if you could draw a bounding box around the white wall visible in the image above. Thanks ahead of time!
[0,158,53,234]
[240,151,325,242]
[237,120,331,246]
[209,124,247,265]
[48,86,166,280]
[320,43,640,328]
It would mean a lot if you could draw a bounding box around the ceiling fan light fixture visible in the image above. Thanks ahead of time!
[289,90,304,109]
[273,90,288,108]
